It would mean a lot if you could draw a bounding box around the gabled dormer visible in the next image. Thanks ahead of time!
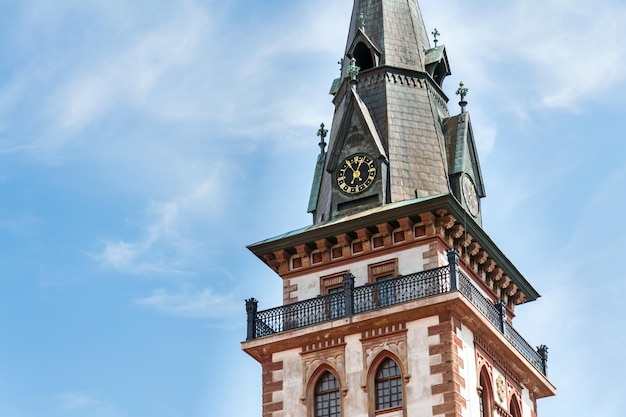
[325,81,389,219]
[425,45,451,87]
[443,109,486,225]
[347,28,382,73]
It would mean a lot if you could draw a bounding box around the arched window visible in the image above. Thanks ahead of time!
[510,396,522,417]
[478,368,493,417]
[375,358,403,410]
[315,371,341,417]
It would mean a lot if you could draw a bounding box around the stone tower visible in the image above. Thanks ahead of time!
[242,1,555,417]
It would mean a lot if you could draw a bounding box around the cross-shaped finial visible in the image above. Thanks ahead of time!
[455,82,469,113]
[317,123,328,154]
[432,28,441,47]
[359,13,366,31]
[347,57,360,81]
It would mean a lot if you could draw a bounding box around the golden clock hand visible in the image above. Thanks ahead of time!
[350,169,361,185]
[355,156,364,173]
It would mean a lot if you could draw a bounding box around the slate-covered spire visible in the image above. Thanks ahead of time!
[343,0,432,73]
[308,0,479,225]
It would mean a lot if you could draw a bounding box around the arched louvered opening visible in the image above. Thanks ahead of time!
[353,42,374,71]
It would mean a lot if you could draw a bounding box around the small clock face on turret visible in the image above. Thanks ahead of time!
[336,153,377,195]
[462,174,479,217]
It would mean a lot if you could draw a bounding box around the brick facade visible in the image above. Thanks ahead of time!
[429,313,466,417]
[261,357,284,417]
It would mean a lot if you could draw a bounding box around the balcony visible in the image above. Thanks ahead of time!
[245,250,548,376]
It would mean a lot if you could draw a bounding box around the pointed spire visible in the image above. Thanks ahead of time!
[456,82,469,113]
[344,0,432,72]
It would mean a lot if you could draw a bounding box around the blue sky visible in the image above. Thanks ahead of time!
[0,0,625,416]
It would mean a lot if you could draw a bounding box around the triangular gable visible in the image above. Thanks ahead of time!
[443,113,485,197]
[425,45,451,87]
[326,85,388,172]
[307,152,326,213]
[347,28,382,61]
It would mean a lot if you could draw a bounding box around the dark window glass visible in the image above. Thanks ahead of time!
[375,358,402,410]
[315,372,341,417]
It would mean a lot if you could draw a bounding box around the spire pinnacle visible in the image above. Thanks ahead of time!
[432,28,441,47]
[317,123,328,154]
[359,12,366,32]
[347,57,360,81]
[456,82,469,113]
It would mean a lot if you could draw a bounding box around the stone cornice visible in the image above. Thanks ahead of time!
[247,195,540,306]
[331,65,450,107]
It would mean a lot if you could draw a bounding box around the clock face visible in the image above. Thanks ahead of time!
[336,153,377,195]
[461,175,479,217]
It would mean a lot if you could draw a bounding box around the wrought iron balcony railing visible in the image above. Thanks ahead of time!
[245,250,548,376]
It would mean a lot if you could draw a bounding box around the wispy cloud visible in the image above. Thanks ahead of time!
[426,0,626,110]
[91,166,227,275]
[57,391,124,417]
[0,212,43,236]
[58,392,102,410]
[46,5,209,138]
[135,285,238,318]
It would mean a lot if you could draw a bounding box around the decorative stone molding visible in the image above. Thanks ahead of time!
[419,212,438,236]
[300,338,347,401]
[468,242,481,256]
[295,244,312,269]
[356,227,373,252]
[336,233,353,258]
[254,206,534,308]
[360,323,409,390]
[474,337,522,386]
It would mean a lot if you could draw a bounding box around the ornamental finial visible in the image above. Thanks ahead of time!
[456,82,469,113]
[317,123,328,154]
[347,57,360,81]
[432,28,441,47]
[359,13,366,31]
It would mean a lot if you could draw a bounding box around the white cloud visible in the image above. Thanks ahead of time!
[47,4,209,136]
[135,286,237,318]
[91,166,226,275]
[425,0,626,111]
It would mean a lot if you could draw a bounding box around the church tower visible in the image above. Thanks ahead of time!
[242,1,555,417]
